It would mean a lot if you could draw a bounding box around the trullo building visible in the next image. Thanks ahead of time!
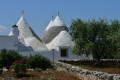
[0,11,92,61]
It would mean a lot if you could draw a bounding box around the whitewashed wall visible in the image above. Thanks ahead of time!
[0,36,93,61]
[19,46,93,61]
[0,36,17,50]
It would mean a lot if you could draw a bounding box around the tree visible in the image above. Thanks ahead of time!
[109,20,120,59]
[70,18,120,67]
[0,49,22,68]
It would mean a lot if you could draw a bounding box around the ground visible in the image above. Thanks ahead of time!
[0,70,81,80]
[77,65,120,74]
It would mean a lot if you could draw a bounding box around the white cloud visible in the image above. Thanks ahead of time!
[0,25,9,35]
[0,25,7,31]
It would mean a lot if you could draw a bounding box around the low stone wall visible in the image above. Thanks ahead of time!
[59,59,120,67]
[55,61,120,80]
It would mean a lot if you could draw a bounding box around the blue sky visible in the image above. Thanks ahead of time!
[0,0,120,37]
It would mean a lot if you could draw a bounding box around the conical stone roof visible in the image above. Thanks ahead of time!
[45,16,54,31]
[41,12,68,44]
[9,22,18,36]
[16,11,48,52]
[17,16,33,38]
[17,16,42,42]
[24,37,48,51]
[46,30,74,50]
[53,12,66,26]
[9,31,13,36]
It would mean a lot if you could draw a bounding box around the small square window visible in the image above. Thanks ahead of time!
[61,49,68,57]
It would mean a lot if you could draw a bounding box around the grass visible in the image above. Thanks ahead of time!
[77,65,120,74]
[0,70,81,80]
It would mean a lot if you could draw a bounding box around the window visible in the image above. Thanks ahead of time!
[61,49,68,57]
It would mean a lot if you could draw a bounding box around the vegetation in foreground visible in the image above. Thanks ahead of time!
[0,49,53,71]
[0,70,80,80]
[0,49,53,78]
[0,49,22,68]
[0,49,80,80]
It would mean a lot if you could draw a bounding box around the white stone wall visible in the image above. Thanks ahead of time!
[0,36,92,61]
[0,36,17,50]
[55,61,120,80]
[19,47,93,61]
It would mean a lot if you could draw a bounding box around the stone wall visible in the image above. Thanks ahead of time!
[59,59,120,67]
[55,61,120,80]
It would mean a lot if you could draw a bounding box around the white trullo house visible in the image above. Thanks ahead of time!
[0,11,92,61]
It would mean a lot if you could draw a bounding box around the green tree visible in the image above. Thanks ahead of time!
[0,49,22,68]
[70,19,120,67]
[109,20,120,58]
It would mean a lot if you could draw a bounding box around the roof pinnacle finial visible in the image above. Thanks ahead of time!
[13,21,16,25]
[57,11,59,16]
[21,10,24,16]
[51,16,53,20]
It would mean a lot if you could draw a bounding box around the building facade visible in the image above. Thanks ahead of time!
[0,11,92,61]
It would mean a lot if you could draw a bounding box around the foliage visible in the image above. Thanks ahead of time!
[70,18,120,67]
[0,49,22,68]
[9,60,29,75]
[29,54,53,70]
[0,57,2,68]
[0,49,53,70]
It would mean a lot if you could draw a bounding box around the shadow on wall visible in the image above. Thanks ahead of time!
[18,42,34,52]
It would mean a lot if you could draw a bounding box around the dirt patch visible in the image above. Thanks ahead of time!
[78,65,120,74]
[0,70,81,80]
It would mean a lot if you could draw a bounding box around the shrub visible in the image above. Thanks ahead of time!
[0,49,53,70]
[0,57,2,68]
[0,49,22,68]
[9,60,29,75]
[29,54,53,70]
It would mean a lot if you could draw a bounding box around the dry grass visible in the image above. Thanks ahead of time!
[0,70,81,80]
[78,65,120,74]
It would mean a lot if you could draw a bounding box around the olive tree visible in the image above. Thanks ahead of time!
[70,19,120,67]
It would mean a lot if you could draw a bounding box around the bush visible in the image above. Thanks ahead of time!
[0,57,2,68]
[9,60,29,75]
[29,54,53,70]
[0,49,53,70]
[0,49,22,68]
